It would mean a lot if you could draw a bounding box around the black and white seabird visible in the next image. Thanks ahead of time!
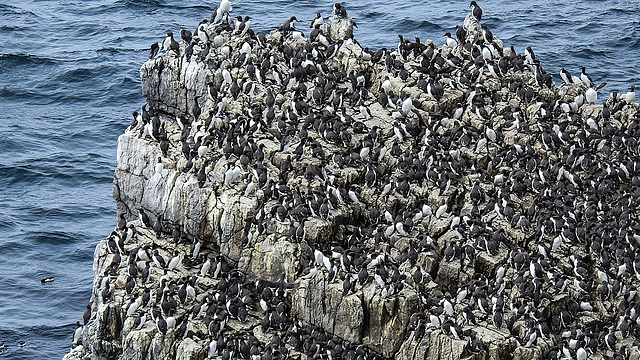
[138,209,151,228]
[580,66,594,88]
[443,32,457,49]
[180,29,192,44]
[162,31,179,54]
[152,250,167,269]
[333,3,348,18]
[470,1,482,21]
[559,68,573,85]
[156,313,168,335]
[524,46,535,64]
[72,321,83,346]
[279,16,299,35]
[310,12,323,29]
[83,304,91,325]
[625,85,635,104]
[149,42,159,59]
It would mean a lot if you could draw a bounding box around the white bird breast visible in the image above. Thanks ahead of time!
[585,88,597,104]
[213,34,225,47]
[402,97,413,115]
[219,0,232,13]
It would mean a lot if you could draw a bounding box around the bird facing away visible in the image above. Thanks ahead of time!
[470,1,483,21]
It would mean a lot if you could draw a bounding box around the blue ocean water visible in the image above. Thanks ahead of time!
[0,0,638,358]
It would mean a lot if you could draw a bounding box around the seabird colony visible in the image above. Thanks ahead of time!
[67,1,640,360]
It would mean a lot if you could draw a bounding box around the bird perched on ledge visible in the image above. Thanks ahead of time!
[278,16,299,35]
[234,15,251,36]
[585,82,606,104]
[559,67,574,85]
[625,85,636,104]
[444,31,457,49]
[212,0,233,26]
[310,12,323,29]
[580,66,594,88]
[328,2,356,41]
[333,3,348,18]
[148,42,159,59]
[162,31,179,54]
[470,1,483,21]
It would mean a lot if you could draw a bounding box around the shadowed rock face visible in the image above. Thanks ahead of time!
[65,2,640,360]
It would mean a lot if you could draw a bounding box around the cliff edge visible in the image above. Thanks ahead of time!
[65,2,640,360]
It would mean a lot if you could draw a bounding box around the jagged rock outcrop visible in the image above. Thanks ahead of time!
[66,2,640,360]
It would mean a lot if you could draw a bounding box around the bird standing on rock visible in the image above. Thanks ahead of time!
[156,313,168,335]
[148,42,159,59]
[310,12,323,29]
[559,68,573,85]
[138,209,151,228]
[234,15,251,36]
[625,85,635,104]
[586,82,606,104]
[152,250,167,269]
[444,32,457,49]
[580,66,594,88]
[524,46,535,64]
[162,31,179,54]
[470,1,482,21]
[180,29,192,44]
[279,16,299,35]
[455,25,466,43]
[83,304,91,325]
[333,3,348,18]
[72,321,82,346]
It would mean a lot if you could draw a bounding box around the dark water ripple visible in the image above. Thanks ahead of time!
[0,0,638,358]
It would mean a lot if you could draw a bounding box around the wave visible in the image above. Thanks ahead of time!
[0,3,36,16]
[396,18,444,33]
[0,53,59,70]
[0,87,91,105]
[25,230,84,245]
[0,157,114,188]
[0,324,83,360]
[0,25,29,32]
[112,0,167,10]
[55,67,95,83]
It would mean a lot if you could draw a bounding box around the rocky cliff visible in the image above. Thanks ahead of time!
[65,3,640,360]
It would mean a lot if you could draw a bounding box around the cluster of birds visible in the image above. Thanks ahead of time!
[76,0,640,359]
[0,341,27,356]
[78,216,386,359]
